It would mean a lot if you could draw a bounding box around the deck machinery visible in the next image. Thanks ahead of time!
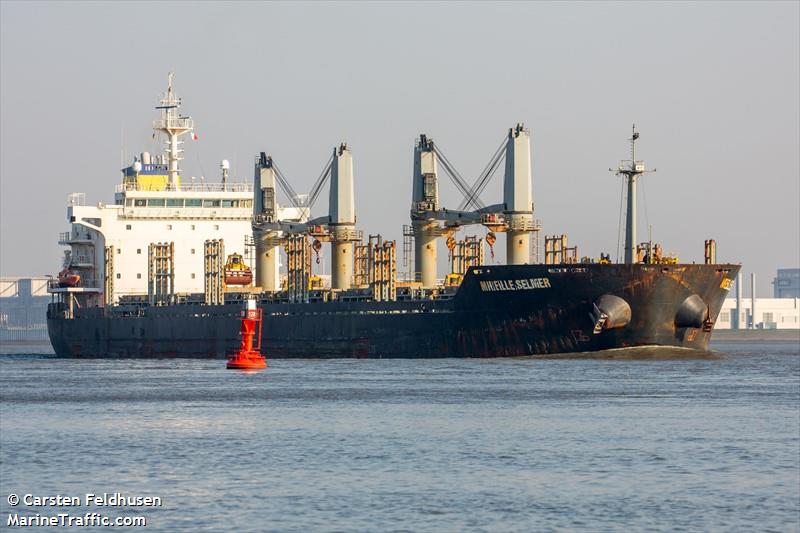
[411,123,539,287]
[252,143,360,293]
[252,123,540,293]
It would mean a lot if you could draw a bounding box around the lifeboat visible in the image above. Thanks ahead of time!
[223,253,253,286]
[57,268,81,288]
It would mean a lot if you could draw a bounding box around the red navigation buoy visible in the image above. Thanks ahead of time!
[226,298,267,370]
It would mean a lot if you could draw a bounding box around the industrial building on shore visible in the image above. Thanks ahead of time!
[715,298,800,330]
[0,277,50,342]
[772,268,800,298]
[714,271,800,330]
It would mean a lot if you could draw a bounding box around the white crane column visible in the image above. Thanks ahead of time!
[329,144,356,290]
[503,124,534,265]
[411,136,439,287]
[253,155,280,291]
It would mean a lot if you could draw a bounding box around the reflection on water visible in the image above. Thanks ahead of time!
[1,341,798,532]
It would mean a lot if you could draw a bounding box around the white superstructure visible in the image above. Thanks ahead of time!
[61,184,254,302]
[51,75,300,304]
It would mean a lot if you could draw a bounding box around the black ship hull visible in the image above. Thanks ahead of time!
[47,264,739,358]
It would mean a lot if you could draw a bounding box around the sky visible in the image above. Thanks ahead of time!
[1,1,798,296]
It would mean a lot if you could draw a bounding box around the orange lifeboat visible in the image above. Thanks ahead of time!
[57,268,81,288]
[227,298,267,370]
[223,253,253,286]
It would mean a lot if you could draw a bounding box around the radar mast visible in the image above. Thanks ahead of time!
[612,124,654,264]
[153,72,193,190]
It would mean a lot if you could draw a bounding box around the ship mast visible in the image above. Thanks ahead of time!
[153,72,193,190]
[613,124,653,264]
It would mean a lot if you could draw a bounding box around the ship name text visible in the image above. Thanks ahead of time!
[479,278,551,292]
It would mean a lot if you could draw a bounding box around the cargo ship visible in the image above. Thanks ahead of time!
[46,76,739,358]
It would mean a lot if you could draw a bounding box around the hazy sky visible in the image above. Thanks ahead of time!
[1,1,798,295]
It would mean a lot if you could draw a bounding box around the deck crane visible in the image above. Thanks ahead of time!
[410,123,539,287]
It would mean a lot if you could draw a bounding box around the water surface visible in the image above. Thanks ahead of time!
[1,341,798,532]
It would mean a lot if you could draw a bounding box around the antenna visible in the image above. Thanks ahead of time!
[609,124,655,264]
[153,72,193,190]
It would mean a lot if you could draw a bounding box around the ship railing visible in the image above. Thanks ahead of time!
[67,193,86,206]
[507,218,541,232]
[153,117,194,130]
[331,228,362,241]
[58,231,94,244]
[121,207,252,220]
[116,182,254,193]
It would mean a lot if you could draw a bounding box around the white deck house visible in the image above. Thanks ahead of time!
[51,75,304,305]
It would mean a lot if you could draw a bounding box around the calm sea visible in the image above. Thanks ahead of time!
[1,341,798,532]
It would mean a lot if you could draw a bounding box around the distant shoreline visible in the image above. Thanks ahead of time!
[711,329,800,343]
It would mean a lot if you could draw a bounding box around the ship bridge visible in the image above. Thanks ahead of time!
[114,181,254,220]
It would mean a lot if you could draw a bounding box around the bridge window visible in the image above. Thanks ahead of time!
[147,199,165,207]
[134,199,146,207]
[185,199,202,207]
[203,199,221,208]
[166,199,184,207]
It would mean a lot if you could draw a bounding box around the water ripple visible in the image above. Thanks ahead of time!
[1,342,798,532]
